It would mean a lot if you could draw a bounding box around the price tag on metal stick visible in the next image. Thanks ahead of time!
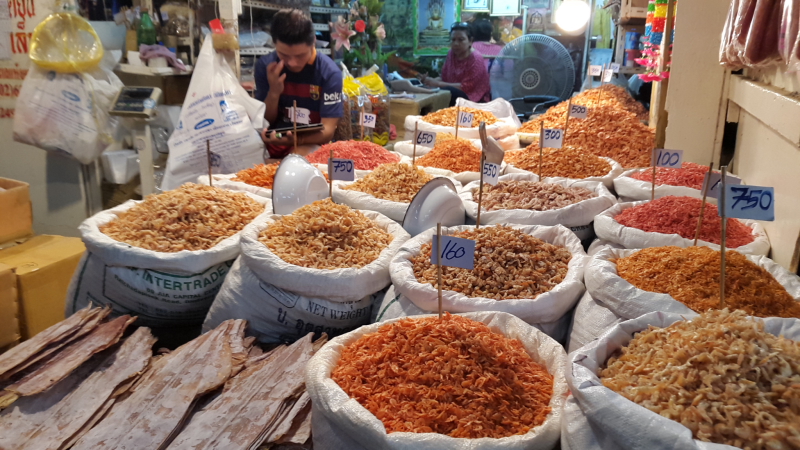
[328,158,356,181]
[724,185,775,221]
[431,234,476,270]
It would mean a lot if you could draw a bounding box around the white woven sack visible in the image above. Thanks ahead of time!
[416,162,508,185]
[593,200,771,255]
[390,224,586,326]
[333,170,462,222]
[393,137,482,157]
[196,173,272,198]
[306,310,567,450]
[65,192,272,327]
[562,311,800,450]
[505,156,624,190]
[374,285,575,344]
[613,168,721,203]
[459,174,616,229]
[566,291,624,353]
[404,115,518,141]
[313,153,413,180]
[455,97,522,127]
[586,239,623,256]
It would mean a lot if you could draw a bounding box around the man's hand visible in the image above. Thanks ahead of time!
[260,128,295,146]
[266,60,286,96]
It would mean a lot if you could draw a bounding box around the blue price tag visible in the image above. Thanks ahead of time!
[701,172,742,199]
[724,185,775,221]
[328,158,355,181]
[414,130,437,148]
[652,149,683,168]
[482,161,500,186]
[431,235,476,270]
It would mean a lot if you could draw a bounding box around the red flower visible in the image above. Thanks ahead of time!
[355,19,366,33]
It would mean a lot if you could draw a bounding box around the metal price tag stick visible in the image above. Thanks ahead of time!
[650,149,658,202]
[329,148,334,199]
[477,122,488,229]
[436,222,443,319]
[206,140,213,187]
[360,103,366,141]
[594,66,603,108]
[719,165,728,308]
[693,162,714,246]
[564,99,573,142]
[455,105,461,139]
[413,121,418,166]
[292,100,298,150]
[538,121,544,179]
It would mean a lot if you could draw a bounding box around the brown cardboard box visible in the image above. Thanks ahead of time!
[0,178,33,244]
[0,263,19,348]
[0,235,86,339]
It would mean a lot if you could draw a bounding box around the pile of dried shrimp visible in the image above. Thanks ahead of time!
[341,163,434,203]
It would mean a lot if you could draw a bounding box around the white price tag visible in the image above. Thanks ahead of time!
[287,107,310,125]
[431,235,476,270]
[652,149,684,168]
[541,128,564,148]
[725,185,775,221]
[611,63,621,73]
[482,161,500,186]
[414,130,437,148]
[327,158,356,181]
[457,111,474,127]
[589,65,602,76]
[569,104,588,119]
[360,112,377,128]
[701,172,742,199]
[602,69,614,82]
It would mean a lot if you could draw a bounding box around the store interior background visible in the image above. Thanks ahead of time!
[0,0,799,267]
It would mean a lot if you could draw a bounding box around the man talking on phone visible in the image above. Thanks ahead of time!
[255,9,343,159]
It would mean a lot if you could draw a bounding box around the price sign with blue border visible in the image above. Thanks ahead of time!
[724,185,775,221]
[328,158,355,181]
[431,235,476,270]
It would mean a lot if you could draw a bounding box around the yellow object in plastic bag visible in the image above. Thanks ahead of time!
[30,12,104,73]
[356,72,390,145]
[356,72,388,95]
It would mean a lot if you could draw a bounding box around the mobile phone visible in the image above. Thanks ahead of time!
[268,123,324,134]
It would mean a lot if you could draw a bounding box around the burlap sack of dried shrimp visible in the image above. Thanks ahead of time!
[569,246,800,352]
[389,224,586,341]
[613,167,724,203]
[504,156,624,190]
[196,173,273,198]
[66,192,271,328]
[593,200,770,256]
[459,173,616,241]
[562,311,800,450]
[203,210,410,343]
[306,310,567,450]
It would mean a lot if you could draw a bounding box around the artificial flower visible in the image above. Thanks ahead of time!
[355,19,366,33]
[330,16,356,51]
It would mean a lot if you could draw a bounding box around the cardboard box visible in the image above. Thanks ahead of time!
[0,178,33,244]
[0,235,86,339]
[0,263,19,348]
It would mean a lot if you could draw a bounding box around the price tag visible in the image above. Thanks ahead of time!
[287,107,310,125]
[414,130,437,148]
[431,235,476,270]
[360,112,377,128]
[569,104,588,119]
[700,172,742,199]
[652,149,684,168]
[327,158,356,181]
[724,185,775,221]
[541,128,564,148]
[611,63,621,73]
[589,65,602,76]
[457,111,474,127]
[482,161,500,186]
[602,69,614,82]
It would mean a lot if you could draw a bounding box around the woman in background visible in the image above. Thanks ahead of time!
[420,23,491,105]
[471,19,503,71]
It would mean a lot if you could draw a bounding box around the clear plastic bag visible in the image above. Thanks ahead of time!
[720,0,742,67]
[741,0,782,67]
[779,0,800,62]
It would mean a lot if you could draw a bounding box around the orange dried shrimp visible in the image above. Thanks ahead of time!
[332,313,554,439]
[233,163,328,188]
[421,107,498,127]
[341,163,434,203]
[416,139,482,173]
[616,246,800,318]
[100,183,264,252]
[505,147,611,179]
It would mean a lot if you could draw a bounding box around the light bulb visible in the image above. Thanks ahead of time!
[555,0,591,34]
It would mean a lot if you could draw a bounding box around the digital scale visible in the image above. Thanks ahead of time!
[109,87,163,195]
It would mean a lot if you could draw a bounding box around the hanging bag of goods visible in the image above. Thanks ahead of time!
[306,311,568,450]
[333,163,462,222]
[563,309,800,450]
[203,199,410,344]
[593,196,770,255]
[573,245,800,352]
[389,224,587,341]
[613,162,725,202]
[65,184,270,328]
[458,173,617,241]
[162,39,267,191]
[504,147,624,190]
[406,104,520,150]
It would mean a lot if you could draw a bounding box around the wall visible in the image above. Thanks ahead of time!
[0,0,87,238]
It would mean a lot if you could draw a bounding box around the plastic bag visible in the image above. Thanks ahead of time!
[306,311,568,450]
[29,12,103,73]
[505,157,624,191]
[720,0,741,66]
[741,0,783,67]
[562,311,800,450]
[779,0,800,62]
[203,211,411,343]
[357,72,391,145]
[389,224,587,338]
[455,97,523,128]
[13,56,123,165]
[162,38,266,191]
[593,200,771,256]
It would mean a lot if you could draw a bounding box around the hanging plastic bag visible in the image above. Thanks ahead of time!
[779,0,800,63]
[162,38,266,191]
[741,0,783,67]
[356,71,391,145]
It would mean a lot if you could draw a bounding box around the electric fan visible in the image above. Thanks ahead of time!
[490,34,575,102]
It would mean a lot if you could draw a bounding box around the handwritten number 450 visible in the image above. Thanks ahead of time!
[730,186,772,211]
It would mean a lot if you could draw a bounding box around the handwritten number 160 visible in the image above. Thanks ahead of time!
[441,241,465,260]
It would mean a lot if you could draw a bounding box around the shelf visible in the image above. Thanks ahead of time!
[238,1,289,11]
[314,23,329,31]
[309,6,349,14]
[619,66,645,75]
[240,47,274,55]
